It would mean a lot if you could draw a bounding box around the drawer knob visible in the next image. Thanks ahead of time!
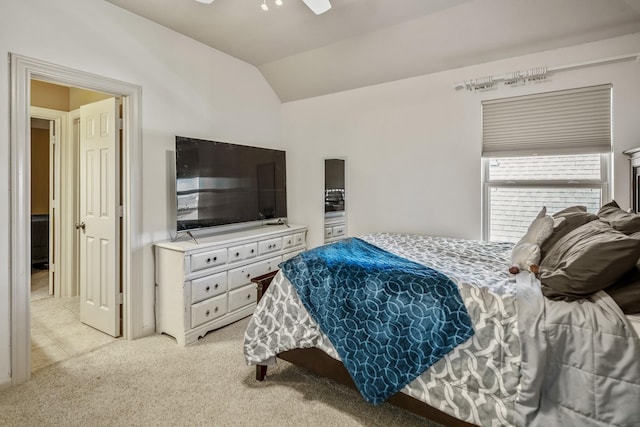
[205,309,210,316]
[251,249,255,253]
[267,266,272,271]
[214,306,219,313]
[235,252,240,257]
[205,286,210,292]
[214,283,219,289]
[246,294,251,300]
[246,273,251,278]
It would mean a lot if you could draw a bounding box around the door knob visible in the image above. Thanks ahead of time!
[75,222,86,230]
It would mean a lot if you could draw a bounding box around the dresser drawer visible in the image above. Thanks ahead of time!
[282,234,296,249]
[191,249,227,272]
[191,272,227,304]
[332,225,346,238]
[283,233,305,249]
[258,237,282,255]
[191,294,228,328]
[228,264,256,291]
[324,227,333,239]
[253,256,282,278]
[227,256,282,290]
[228,243,257,263]
[229,284,257,312]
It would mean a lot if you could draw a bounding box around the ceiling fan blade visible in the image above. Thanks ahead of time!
[302,0,332,15]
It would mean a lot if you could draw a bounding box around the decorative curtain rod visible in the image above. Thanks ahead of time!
[453,52,640,91]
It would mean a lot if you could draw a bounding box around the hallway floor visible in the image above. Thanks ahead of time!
[31,269,117,372]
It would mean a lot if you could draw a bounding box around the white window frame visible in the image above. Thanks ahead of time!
[481,153,610,241]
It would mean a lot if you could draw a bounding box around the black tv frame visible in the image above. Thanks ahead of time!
[175,136,287,234]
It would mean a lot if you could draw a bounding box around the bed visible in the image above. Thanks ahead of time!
[243,204,640,427]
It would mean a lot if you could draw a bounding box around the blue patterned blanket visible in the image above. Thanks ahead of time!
[279,237,474,404]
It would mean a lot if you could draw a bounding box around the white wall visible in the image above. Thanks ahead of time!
[283,34,640,249]
[0,0,281,386]
[1,1,638,390]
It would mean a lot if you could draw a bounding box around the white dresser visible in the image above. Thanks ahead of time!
[155,224,307,346]
[324,212,347,243]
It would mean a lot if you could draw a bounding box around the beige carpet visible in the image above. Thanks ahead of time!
[31,267,50,301]
[0,318,443,427]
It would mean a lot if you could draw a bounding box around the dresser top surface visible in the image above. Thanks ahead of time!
[155,224,306,252]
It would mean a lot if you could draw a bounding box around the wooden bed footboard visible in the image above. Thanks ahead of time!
[251,271,478,427]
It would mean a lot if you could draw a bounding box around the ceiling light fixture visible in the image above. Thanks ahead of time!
[262,0,285,11]
[302,0,331,14]
[194,0,215,4]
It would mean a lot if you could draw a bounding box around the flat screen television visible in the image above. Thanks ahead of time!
[175,136,287,232]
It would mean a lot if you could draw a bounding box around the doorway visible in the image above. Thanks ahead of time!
[29,92,119,372]
[10,53,143,385]
[29,117,53,302]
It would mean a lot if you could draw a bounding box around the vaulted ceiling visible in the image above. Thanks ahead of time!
[104,0,640,102]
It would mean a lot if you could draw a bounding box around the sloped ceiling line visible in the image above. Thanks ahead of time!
[103,0,640,102]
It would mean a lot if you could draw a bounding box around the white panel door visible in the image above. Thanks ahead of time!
[78,98,120,337]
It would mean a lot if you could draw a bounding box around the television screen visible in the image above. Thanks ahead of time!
[175,136,287,232]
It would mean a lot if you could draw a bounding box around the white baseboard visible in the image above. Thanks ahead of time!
[0,376,12,391]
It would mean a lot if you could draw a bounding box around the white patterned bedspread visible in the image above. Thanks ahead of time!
[244,233,520,426]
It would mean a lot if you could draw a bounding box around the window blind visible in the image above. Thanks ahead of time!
[482,84,612,157]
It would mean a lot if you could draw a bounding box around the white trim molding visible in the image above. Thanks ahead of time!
[9,53,143,386]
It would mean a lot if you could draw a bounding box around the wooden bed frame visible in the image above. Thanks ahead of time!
[251,271,477,427]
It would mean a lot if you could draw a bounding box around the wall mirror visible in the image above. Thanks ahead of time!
[324,158,347,243]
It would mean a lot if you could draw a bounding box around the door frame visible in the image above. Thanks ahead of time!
[10,53,143,385]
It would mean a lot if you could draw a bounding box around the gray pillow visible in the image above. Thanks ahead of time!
[540,220,640,301]
[540,206,598,259]
[597,200,640,234]
[605,265,640,314]
[556,206,587,214]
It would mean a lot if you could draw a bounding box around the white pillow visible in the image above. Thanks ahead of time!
[509,207,554,274]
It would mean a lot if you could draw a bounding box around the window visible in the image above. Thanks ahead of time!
[485,154,608,242]
[482,85,612,242]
